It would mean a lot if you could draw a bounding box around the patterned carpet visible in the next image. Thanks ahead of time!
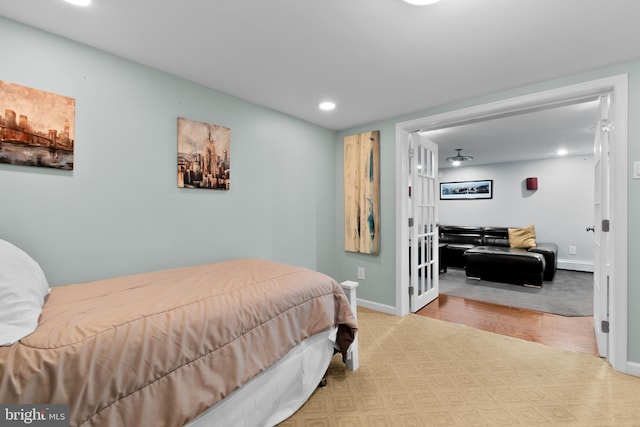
[281,308,640,426]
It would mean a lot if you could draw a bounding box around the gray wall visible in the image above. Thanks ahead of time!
[0,17,337,286]
[439,155,594,270]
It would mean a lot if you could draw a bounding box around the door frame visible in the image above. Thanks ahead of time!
[395,74,628,373]
[593,94,612,358]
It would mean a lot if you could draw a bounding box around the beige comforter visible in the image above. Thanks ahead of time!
[0,258,357,426]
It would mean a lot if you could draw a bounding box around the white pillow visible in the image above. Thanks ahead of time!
[0,239,50,346]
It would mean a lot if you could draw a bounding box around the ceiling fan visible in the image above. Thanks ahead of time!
[446,148,473,166]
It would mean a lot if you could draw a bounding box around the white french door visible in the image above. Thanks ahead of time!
[409,133,439,312]
[593,94,611,358]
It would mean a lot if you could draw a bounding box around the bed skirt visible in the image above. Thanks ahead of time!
[187,327,337,427]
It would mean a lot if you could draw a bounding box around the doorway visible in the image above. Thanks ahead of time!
[395,75,629,373]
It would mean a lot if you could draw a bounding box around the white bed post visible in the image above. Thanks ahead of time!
[340,280,359,371]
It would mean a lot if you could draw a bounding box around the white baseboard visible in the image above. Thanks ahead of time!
[626,360,640,377]
[557,259,594,272]
[355,298,397,315]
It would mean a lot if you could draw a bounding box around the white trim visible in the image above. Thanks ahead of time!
[557,260,594,272]
[609,75,629,374]
[395,124,412,316]
[395,74,629,374]
[627,361,640,377]
[355,298,397,315]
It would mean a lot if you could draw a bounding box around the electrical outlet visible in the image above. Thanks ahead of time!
[357,267,365,280]
[569,245,577,255]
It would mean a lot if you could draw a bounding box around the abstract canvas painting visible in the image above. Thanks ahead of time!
[344,130,380,255]
[177,117,230,190]
[0,80,75,170]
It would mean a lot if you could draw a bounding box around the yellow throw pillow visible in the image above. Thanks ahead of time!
[508,225,537,249]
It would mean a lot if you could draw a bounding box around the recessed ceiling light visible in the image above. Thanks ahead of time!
[64,0,91,6]
[319,101,336,111]
[403,0,441,5]
[557,148,568,156]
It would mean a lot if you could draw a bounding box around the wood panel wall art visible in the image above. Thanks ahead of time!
[344,130,380,255]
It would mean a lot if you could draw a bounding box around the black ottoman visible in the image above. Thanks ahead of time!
[464,246,546,287]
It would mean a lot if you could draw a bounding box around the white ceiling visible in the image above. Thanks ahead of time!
[426,99,601,168]
[0,1,635,166]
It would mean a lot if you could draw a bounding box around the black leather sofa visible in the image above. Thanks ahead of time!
[439,225,558,286]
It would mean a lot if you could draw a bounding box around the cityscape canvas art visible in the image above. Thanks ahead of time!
[177,117,230,190]
[0,80,75,170]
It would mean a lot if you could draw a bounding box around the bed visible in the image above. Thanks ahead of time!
[0,240,357,427]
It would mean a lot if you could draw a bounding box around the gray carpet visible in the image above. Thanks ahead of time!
[439,268,593,316]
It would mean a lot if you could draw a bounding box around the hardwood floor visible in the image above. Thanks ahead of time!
[416,294,599,356]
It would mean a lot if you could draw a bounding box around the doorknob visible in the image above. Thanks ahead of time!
[586,226,595,232]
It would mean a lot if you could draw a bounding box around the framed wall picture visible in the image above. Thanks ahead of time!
[440,180,493,200]
[177,117,230,190]
[0,80,75,170]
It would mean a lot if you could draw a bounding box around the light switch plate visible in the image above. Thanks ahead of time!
[634,161,640,179]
